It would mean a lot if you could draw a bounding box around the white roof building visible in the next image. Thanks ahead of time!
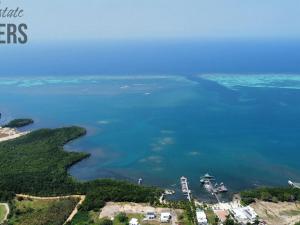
[196,209,208,225]
[231,206,257,224]
[129,218,139,225]
[145,212,156,220]
[160,212,171,223]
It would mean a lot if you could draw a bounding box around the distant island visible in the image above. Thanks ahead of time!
[3,118,34,128]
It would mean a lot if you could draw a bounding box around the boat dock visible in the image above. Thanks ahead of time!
[180,176,192,201]
[288,180,300,189]
[200,173,228,202]
[138,178,143,185]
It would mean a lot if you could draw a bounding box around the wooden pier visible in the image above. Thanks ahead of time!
[289,180,300,189]
[180,176,192,202]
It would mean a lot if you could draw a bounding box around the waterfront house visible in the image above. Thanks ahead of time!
[160,212,171,223]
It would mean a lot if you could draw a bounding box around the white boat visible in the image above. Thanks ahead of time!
[200,173,215,183]
[201,174,228,194]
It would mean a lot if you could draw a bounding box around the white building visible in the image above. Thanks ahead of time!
[129,218,139,225]
[145,212,156,220]
[231,206,258,224]
[160,212,171,223]
[196,209,208,225]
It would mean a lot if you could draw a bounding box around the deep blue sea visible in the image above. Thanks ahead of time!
[1,40,300,200]
[1,39,300,76]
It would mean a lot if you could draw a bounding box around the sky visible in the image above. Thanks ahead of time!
[3,0,300,41]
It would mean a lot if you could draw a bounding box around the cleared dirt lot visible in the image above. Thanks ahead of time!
[99,202,183,225]
[251,200,300,225]
[0,132,9,138]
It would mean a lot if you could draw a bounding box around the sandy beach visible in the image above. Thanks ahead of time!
[0,127,29,142]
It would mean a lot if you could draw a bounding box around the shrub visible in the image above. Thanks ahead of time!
[116,212,128,223]
[240,187,300,205]
[100,219,113,225]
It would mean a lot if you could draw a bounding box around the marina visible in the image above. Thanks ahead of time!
[288,180,300,189]
[138,178,143,185]
[178,174,228,203]
[200,173,228,194]
[200,173,228,203]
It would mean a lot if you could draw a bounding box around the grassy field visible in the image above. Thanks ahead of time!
[0,204,8,223]
[8,197,79,225]
[204,208,218,225]
[69,211,93,225]
[177,211,193,225]
[280,209,300,216]
[72,211,174,225]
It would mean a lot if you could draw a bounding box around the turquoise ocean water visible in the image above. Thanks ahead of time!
[0,74,300,200]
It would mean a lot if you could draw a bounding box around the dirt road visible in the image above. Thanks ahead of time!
[0,203,10,223]
[16,194,85,225]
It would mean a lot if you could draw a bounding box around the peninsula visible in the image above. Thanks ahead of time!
[0,118,299,225]
[0,118,161,224]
